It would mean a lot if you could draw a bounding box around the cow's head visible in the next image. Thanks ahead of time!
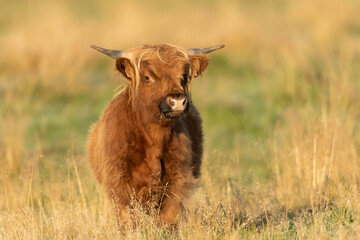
[91,44,224,124]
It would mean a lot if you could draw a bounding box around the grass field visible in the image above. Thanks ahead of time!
[1,0,360,238]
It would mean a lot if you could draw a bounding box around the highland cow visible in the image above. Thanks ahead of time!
[87,43,224,226]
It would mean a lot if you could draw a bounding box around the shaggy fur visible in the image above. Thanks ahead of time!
[87,44,211,226]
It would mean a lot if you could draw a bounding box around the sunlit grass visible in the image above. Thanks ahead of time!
[1,0,360,238]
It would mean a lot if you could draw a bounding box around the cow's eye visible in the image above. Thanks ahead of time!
[144,75,151,82]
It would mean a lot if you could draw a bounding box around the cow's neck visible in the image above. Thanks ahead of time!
[132,108,171,150]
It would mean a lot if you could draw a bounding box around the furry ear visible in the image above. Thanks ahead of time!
[190,54,209,78]
[115,58,134,80]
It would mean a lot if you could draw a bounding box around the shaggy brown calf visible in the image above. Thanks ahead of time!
[87,43,224,226]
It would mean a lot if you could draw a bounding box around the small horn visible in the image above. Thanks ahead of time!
[186,44,225,55]
[90,45,127,59]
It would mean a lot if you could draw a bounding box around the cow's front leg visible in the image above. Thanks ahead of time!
[102,162,133,227]
[159,192,182,226]
[104,185,132,229]
[158,168,194,227]
[158,131,195,226]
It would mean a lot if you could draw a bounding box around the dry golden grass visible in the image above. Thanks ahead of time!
[1,0,360,238]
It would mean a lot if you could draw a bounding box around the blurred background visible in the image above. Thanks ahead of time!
[1,0,360,238]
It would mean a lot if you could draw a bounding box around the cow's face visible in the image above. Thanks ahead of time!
[91,44,224,124]
[138,57,191,122]
[115,45,209,123]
